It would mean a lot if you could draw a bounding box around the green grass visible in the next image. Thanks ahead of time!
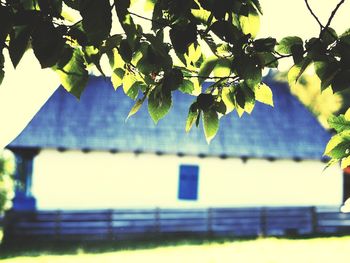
[1,236,350,263]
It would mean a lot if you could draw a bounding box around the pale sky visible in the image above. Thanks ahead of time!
[0,0,349,149]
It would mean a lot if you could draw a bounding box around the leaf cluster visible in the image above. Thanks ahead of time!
[0,0,349,151]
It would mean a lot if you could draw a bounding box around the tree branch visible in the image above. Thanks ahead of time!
[304,0,324,30]
[324,0,346,31]
[319,0,346,40]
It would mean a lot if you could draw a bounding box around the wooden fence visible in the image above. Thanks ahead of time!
[3,206,350,242]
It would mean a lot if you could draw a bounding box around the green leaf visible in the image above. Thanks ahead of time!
[111,68,125,90]
[80,0,112,45]
[127,97,146,120]
[242,85,255,114]
[235,55,262,88]
[122,72,140,99]
[255,82,273,106]
[276,36,303,55]
[179,79,195,94]
[31,22,65,68]
[202,109,219,143]
[287,57,311,86]
[239,5,260,39]
[328,114,350,133]
[186,102,200,132]
[221,87,235,113]
[324,131,350,156]
[54,49,88,99]
[148,87,172,124]
[198,56,219,85]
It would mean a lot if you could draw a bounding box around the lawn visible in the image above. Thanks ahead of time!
[1,236,350,263]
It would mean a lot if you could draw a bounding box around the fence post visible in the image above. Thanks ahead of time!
[108,209,114,241]
[311,206,317,235]
[260,207,267,237]
[55,210,61,241]
[207,207,213,238]
[155,207,160,236]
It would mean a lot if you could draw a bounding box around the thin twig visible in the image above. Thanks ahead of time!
[304,0,324,30]
[128,11,170,28]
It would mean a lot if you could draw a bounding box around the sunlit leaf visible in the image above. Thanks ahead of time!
[111,68,125,90]
[287,57,311,86]
[54,49,88,99]
[276,36,303,55]
[213,58,231,78]
[198,56,219,85]
[239,6,260,39]
[255,83,273,106]
[202,109,219,143]
[221,87,235,113]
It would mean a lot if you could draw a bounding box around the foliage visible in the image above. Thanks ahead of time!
[0,150,15,213]
[0,0,349,164]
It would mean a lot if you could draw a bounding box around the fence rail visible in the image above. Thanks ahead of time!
[3,206,350,242]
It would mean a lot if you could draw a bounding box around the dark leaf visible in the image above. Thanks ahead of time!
[9,26,31,68]
[210,21,241,45]
[31,22,65,68]
[170,22,197,54]
[80,0,112,45]
[0,6,12,44]
[0,52,4,85]
[314,60,340,90]
[148,87,172,124]
[254,38,276,52]
[332,70,350,93]
[119,39,133,63]
[38,0,62,17]
[197,93,214,111]
[63,0,80,10]
[186,102,200,132]
[291,44,304,64]
[163,68,183,91]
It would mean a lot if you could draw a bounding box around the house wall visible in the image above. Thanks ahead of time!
[31,149,343,209]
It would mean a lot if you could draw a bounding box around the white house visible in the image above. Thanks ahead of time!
[7,76,343,211]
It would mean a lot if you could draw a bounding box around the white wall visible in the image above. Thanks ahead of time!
[32,149,343,209]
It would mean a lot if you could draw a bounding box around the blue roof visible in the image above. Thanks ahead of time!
[8,76,331,160]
